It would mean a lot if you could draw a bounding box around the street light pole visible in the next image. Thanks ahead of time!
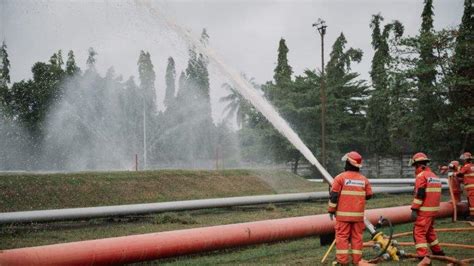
[313,19,328,168]
[143,98,147,170]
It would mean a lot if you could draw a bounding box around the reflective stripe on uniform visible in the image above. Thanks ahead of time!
[413,199,423,204]
[469,207,474,211]
[336,211,364,217]
[465,184,474,189]
[465,173,474,177]
[335,249,362,254]
[328,202,337,208]
[336,249,350,254]
[340,190,366,196]
[429,239,439,246]
[426,188,441,192]
[415,243,428,249]
[351,249,362,255]
[420,206,440,211]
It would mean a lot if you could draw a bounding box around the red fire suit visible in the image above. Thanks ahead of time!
[411,166,443,257]
[328,171,373,265]
[459,162,474,216]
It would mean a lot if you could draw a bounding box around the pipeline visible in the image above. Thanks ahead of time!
[364,241,474,250]
[402,253,471,266]
[0,186,420,224]
[392,226,474,238]
[398,242,474,249]
[0,202,467,265]
[308,178,448,185]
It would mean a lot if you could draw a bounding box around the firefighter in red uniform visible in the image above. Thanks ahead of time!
[457,152,474,219]
[447,160,462,203]
[328,151,373,265]
[410,152,445,259]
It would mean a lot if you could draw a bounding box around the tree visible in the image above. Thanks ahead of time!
[200,28,210,46]
[86,47,97,70]
[273,38,293,86]
[138,50,156,113]
[0,41,11,115]
[366,14,404,156]
[66,50,80,76]
[325,33,368,165]
[164,57,176,109]
[137,50,156,168]
[407,0,448,155]
[449,0,473,152]
[178,71,186,92]
[49,50,64,69]
[220,75,257,128]
[253,38,304,173]
[0,41,11,85]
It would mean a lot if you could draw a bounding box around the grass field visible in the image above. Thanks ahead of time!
[1,170,472,265]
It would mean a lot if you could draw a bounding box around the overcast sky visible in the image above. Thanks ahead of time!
[0,0,464,122]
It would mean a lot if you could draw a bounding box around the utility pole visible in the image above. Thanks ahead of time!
[143,99,147,170]
[313,19,327,168]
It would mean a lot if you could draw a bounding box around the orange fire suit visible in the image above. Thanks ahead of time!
[411,167,443,257]
[448,169,462,203]
[328,171,373,265]
[459,162,474,216]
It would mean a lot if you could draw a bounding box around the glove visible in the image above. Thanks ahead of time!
[329,212,335,221]
[411,210,417,221]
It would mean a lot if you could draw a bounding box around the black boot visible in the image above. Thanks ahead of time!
[432,250,445,256]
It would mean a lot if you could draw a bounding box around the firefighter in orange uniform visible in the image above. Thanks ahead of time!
[457,152,474,219]
[328,151,373,265]
[447,160,462,203]
[410,152,445,259]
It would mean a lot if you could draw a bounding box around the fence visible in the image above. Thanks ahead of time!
[288,154,448,179]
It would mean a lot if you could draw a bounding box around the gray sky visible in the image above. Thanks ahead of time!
[0,0,464,122]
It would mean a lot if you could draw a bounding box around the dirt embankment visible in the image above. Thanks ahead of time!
[0,169,322,212]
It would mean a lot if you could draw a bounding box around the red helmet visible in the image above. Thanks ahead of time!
[439,165,448,174]
[449,160,459,169]
[460,152,472,160]
[342,151,362,168]
[410,152,430,166]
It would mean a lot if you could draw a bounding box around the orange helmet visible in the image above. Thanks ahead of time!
[409,152,430,166]
[342,151,362,168]
[439,165,448,174]
[460,152,472,160]
[449,160,459,169]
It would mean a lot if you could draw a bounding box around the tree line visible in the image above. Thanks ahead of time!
[0,30,239,170]
[223,0,472,174]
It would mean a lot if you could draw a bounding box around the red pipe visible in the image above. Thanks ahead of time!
[0,202,467,265]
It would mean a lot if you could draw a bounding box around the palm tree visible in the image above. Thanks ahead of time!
[220,75,260,128]
[220,83,248,128]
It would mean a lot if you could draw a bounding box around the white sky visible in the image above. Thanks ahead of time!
[0,0,464,122]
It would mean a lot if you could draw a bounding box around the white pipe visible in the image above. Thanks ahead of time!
[308,178,448,185]
[0,186,427,224]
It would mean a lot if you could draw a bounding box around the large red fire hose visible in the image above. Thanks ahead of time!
[0,202,467,265]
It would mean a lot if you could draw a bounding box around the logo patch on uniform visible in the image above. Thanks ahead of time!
[427,177,441,184]
[344,179,365,187]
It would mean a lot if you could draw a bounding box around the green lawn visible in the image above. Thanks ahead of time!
[0,169,325,212]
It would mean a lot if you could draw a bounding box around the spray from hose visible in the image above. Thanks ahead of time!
[134,2,405,263]
[134,0,334,184]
